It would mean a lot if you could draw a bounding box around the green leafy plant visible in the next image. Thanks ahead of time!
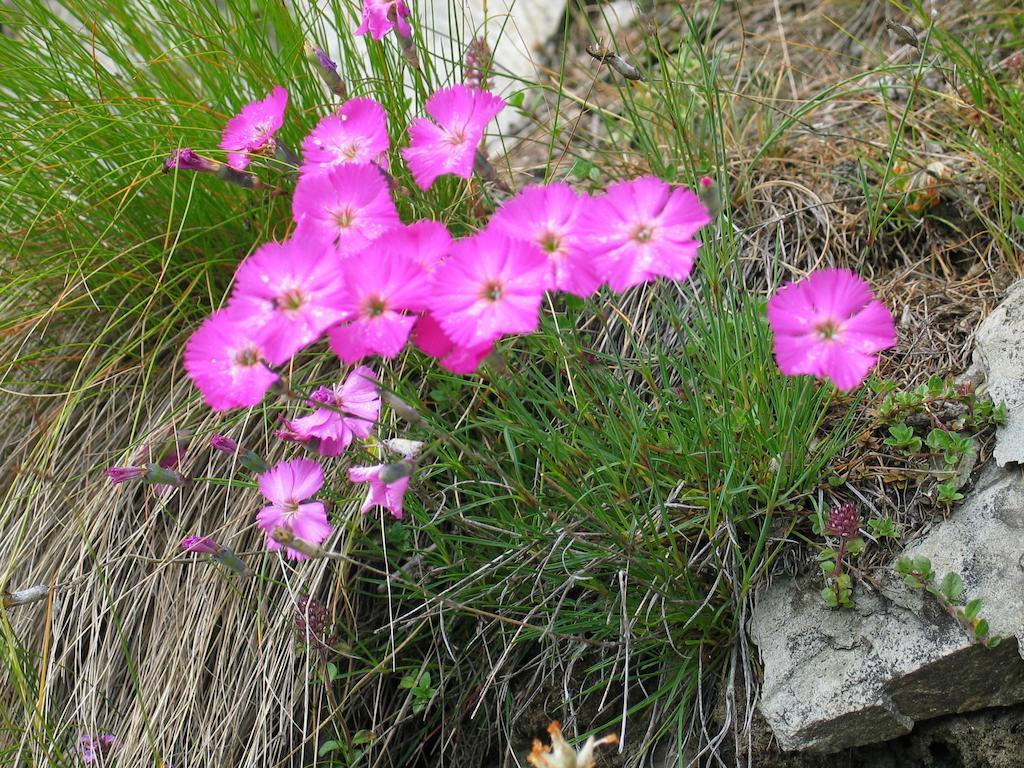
[883,423,922,454]
[399,671,436,715]
[867,516,900,540]
[896,555,1000,647]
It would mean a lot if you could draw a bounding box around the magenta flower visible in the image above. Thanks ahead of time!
[228,238,349,365]
[578,176,711,291]
[355,0,412,41]
[427,230,548,348]
[401,85,505,189]
[180,535,220,554]
[278,366,380,456]
[385,220,452,273]
[326,251,431,363]
[766,268,897,391]
[163,148,219,174]
[105,466,146,484]
[412,313,493,374]
[256,458,332,560]
[78,734,117,764]
[183,308,279,411]
[219,85,288,171]
[348,464,410,519]
[488,183,602,297]
[292,163,400,255]
[300,98,390,176]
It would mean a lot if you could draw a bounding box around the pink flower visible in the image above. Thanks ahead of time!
[412,313,493,373]
[401,85,505,189]
[384,220,452,273]
[488,183,602,297]
[210,434,238,454]
[292,163,400,255]
[180,535,220,554]
[578,176,711,291]
[278,366,380,456]
[256,458,332,560]
[427,230,548,348]
[766,268,897,391]
[300,98,390,176]
[348,464,410,519]
[183,308,279,411]
[355,0,412,41]
[219,85,288,171]
[326,251,431,363]
[228,238,349,365]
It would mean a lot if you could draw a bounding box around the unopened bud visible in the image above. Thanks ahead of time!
[304,40,347,98]
[180,535,219,555]
[163,148,220,174]
[383,392,425,425]
[240,450,270,474]
[210,434,238,454]
[144,463,186,487]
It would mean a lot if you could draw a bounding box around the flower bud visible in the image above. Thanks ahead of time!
[209,434,238,454]
[163,148,221,174]
[105,466,146,484]
[698,175,724,218]
[180,535,219,555]
[304,40,347,98]
[144,463,186,487]
[240,450,271,474]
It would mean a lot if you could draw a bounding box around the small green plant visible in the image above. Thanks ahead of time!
[399,670,436,715]
[866,516,900,540]
[925,428,975,467]
[883,423,922,454]
[935,479,965,505]
[896,556,1001,647]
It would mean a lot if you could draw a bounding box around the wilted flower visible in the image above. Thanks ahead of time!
[578,176,710,291]
[766,268,897,391]
[294,596,337,651]
[163,148,220,174]
[277,366,380,456]
[219,85,288,171]
[427,229,549,348]
[78,734,117,765]
[105,466,146,484]
[348,463,411,519]
[401,85,505,189]
[256,458,332,560]
[526,721,618,768]
[180,535,219,554]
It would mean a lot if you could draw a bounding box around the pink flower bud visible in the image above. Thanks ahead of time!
[210,434,239,454]
[180,535,220,555]
[105,466,146,484]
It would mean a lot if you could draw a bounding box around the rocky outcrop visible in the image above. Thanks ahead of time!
[970,279,1024,466]
[751,464,1024,752]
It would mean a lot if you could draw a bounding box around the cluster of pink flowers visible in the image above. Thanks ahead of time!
[181,83,713,412]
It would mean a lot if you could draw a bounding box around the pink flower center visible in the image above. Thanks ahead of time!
[364,294,388,317]
[481,280,503,302]
[275,286,307,314]
[444,127,468,147]
[343,142,364,160]
[234,344,262,368]
[631,222,656,243]
[335,206,356,229]
[539,231,562,254]
[815,318,841,341]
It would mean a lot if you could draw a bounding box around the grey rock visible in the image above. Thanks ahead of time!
[751,464,1024,753]
[971,280,1024,466]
